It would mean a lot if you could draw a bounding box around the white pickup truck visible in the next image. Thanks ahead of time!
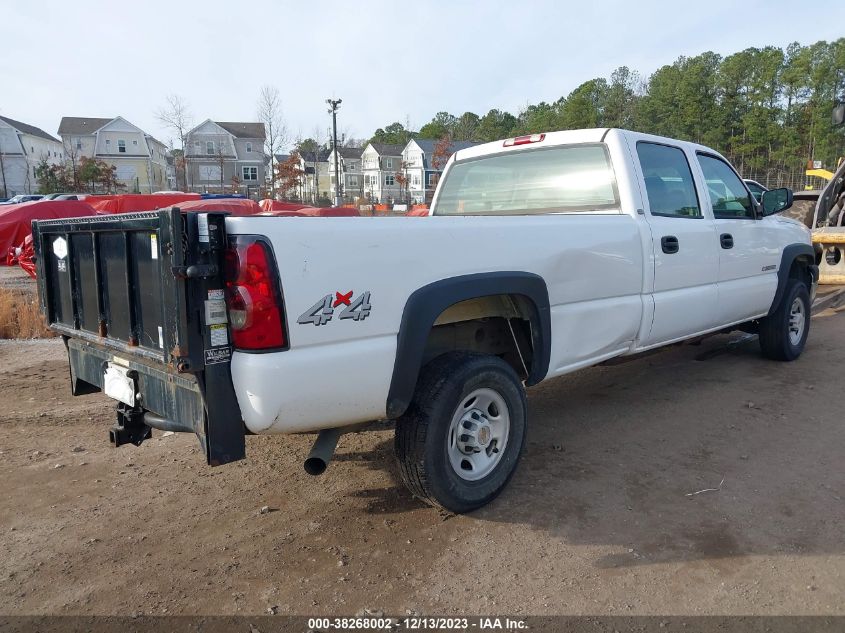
[33,128,817,513]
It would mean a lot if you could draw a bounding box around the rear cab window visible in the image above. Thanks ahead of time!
[432,144,619,216]
[635,142,701,219]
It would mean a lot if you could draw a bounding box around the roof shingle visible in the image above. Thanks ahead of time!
[0,115,61,142]
[368,142,404,156]
[216,121,265,140]
[57,116,113,136]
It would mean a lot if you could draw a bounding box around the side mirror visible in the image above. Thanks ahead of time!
[761,188,793,216]
[834,102,845,126]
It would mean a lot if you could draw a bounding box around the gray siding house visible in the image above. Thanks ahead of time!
[185,120,265,194]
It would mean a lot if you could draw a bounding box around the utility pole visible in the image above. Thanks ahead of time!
[327,98,342,206]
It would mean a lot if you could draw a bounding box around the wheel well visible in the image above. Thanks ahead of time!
[789,255,815,286]
[386,272,551,420]
[421,294,537,380]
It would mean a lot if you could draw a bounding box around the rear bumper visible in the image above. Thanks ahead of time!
[67,338,207,434]
[66,338,246,465]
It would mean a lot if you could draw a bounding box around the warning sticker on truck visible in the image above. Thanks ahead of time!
[209,324,228,347]
[205,299,228,325]
[204,347,231,365]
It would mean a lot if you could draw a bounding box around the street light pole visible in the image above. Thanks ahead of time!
[327,98,342,206]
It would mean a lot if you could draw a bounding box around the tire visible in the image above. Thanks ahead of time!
[394,351,527,513]
[759,276,811,361]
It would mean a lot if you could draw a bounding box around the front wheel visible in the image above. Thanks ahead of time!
[394,352,527,513]
[759,277,811,361]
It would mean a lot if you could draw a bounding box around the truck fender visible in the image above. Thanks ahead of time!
[768,243,818,316]
[386,272,551,419]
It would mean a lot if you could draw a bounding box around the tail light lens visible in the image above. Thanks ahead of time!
[223,237,286,350]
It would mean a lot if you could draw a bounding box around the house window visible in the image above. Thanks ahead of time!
[385,174,395,186]
[133,140,138,146]
[427,173,437,186]
[206,141,214,155]
[348,176,358,186]
[118,140,126,153]
[105,139,111,148]
[242,166,258,181]
[246,142,252,153]
[385,158,393,169]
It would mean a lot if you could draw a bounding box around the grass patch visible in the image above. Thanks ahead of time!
[0,287,55,339]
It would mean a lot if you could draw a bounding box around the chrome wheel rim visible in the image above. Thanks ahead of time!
[788,298,805,346]
[446,388,510,481]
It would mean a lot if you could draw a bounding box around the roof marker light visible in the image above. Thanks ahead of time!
[503,133,546,147]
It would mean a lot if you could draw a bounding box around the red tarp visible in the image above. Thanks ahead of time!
[2,200,99,265]
[87,193,201,214]
[17,234,35,278]
[174,199,263,216]
[406,205,430,216]
[258,199,310,213]
[258,205,360,217]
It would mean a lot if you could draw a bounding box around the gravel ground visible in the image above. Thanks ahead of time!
[0,267,843,616]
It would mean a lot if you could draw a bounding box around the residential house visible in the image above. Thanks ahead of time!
[0,115,65,196]
[185,120,265,195]
[57,116,169,193]
[402,139,479,204]
[298,146,332,203]
[361,143,404,203]
[326,146,363,202]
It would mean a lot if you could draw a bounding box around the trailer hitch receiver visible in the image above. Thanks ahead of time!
[109,403,152,447]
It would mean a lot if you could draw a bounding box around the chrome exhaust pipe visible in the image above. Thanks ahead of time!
[304,428,341,476]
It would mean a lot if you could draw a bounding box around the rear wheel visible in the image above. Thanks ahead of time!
[759,277,810,361]
[394,352,527,513]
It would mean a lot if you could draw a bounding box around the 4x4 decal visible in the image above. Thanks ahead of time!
[298,291,372,326]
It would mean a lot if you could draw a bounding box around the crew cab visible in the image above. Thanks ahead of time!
[33,129,817,513]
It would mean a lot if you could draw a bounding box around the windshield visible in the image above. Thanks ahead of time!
[433,144,619,216]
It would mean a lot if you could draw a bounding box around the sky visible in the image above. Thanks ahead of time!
[2,0,844,149]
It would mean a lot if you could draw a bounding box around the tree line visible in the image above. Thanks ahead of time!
[370,39,845,189]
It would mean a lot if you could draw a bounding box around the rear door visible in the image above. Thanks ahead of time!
[695,153,779,323]
[629,139,720,346]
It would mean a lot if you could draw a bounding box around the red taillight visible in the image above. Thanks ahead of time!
[503,133,546,147]
[223,238,286,350]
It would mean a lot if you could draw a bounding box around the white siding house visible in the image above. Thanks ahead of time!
[402,139,479,204]
[327,146,363,202]
[361,143,404,203]
[0,116,65,196]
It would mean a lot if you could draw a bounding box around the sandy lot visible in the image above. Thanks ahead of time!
[0,269,843,616]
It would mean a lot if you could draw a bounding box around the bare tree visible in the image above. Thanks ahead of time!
[0,147,7,198]
[62,138,82,191]
[215,143,227,193]
[156,95,193,190]
[257,86,288,198]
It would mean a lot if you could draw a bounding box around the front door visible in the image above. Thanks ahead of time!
[630,140,720,346]
[695,152,779,323]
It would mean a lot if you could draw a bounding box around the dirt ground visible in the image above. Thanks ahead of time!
[0,265,843,616]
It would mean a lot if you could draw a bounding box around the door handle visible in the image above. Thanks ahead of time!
[661,235,679,254]
[720,233,734,249]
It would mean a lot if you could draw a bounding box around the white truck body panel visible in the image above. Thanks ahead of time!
[227,129,812,434]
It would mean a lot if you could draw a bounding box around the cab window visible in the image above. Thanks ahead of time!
[636,142,701,218]
[432,144,619,216]
[697,154,755,220]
